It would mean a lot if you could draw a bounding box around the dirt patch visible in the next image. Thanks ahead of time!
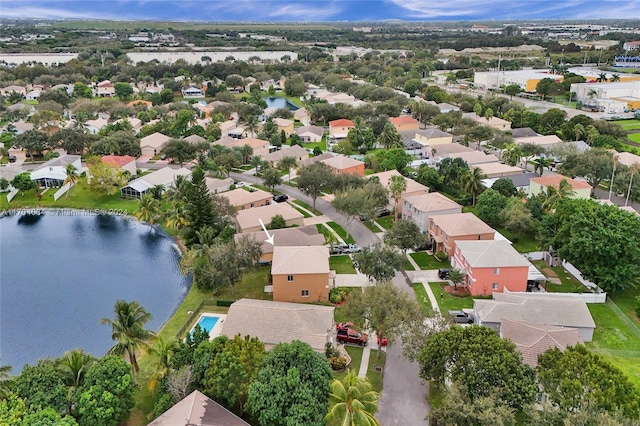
[541,267,558,278]
[444,285,470,297]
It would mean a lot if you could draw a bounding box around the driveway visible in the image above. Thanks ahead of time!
[229,174,431,425]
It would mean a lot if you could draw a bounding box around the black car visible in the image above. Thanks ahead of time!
[438,268,451,279]
[8,155,16,163]
[273,194,289,203]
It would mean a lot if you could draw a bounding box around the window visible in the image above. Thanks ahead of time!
[492,283,499,290]
[494,268,500,275]
[301,290,309,297]
[287,275,294,282]
[250,203,254,207]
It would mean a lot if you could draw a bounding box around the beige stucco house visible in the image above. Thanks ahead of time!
[140,132,171,157]
[413,127,454,146]
[221,188,272,211]
[235,203,304,233]
[402,192,462,233]
[273,118,295,137]
[529,175,592,199]
[428,213,495,257]
[271,245,334,303]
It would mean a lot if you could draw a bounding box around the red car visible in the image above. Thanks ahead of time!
[336,321,354,331]
[337,328,368,346]
[377,335,388,346]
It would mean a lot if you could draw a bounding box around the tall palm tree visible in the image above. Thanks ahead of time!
[63,163,80,198]
[135,194,161,226]
[585,125,599,146]
[0,365,13,399]
[165,202,189,230]
[240,115,260,138]
[100,300,156,374]
[462,167,486,206]
[147,336,178,393]
[625,163,639,207]
[324,369,380,426]
[608,154,619,201]
[502,143,523,167]
[573,123,585,142]
[58,349,96,414]
[388,175,407,221]
[543,179,575,211]
[239,144,253,165]
[531,157,552,177]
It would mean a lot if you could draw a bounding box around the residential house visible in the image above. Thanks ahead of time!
[430,143,475,158]
[429,213,495,257]
[181,86,204,98]
[31,155,82,188]
[218,120,239,137]
[235,203,305,233]
[127,100,153,109]
[11,121,34,135]
[145,86,161,95]
[235,226,325,262]
[529,175,592,199]
[148,390,249,426]
[451,240,530,296]
[221,188,272,211]
[413,127,454,146]
[482,172,540,194]
[463,112,512,131]
[1,85,27,96]
[474,293,596,342]
[183,134,207,144]
[205,177,233,194]
[298,152,334,168]
[115,117,142,133]
[121,166,191,199]
[475,162,524,178]
[222,137,270,158]
[273,118,294,137]
[220,299,335,353]
[139,132,171,157]
[449,151,499,165]
[510,127,539,139]
[514,134,562,149]
[616,151,640,167]
[96,80,115,97]
[325,92,355,105]
[271,246,334,303]
[294,107,311,126]
[85,118,109,135]
[320,155,365,176]
[265,145,309,167]
[368,170,429,199]
[329,119,355,140]
[500,319,583,367]
[101,155,137,175]
[25,90,41,101]
[295,125,324,143]
[402,192,462,233]
[389,116,420,132]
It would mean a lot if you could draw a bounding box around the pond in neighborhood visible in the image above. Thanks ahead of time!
[0,211,190,372]
[263,96,299,111]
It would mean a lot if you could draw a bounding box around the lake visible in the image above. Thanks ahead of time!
[0,211,190,372]
[264,96,299,111]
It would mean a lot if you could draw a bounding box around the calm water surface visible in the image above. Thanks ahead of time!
[0,211,190,372]
[263,96,299,111]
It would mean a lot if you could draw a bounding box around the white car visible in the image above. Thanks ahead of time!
[234,181,245,188]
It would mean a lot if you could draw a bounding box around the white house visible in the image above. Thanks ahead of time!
[30,155,82,188]
[121,166,191,199]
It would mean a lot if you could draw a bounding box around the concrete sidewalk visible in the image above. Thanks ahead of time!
[334,273,371,288]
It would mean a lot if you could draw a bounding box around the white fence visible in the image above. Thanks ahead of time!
[506,291,606,303]
[6,187,18,202]
[561,260,601,291]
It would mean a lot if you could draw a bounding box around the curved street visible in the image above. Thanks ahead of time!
[230,171,430,425]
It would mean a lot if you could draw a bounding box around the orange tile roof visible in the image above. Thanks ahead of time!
[530,175,592,190]
[329,119,355,127]
[102,155,136,167]
[389,116,418,125]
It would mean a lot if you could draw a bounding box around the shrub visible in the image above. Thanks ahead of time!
[325,342,340,359]
[329,287,348,304]
[635,296,640,318]
[329,356,347,371]
[435,251,448,261]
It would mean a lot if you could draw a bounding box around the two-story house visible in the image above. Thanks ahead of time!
[428,213,495,258]
[328,119,355,141]
[402,192,462,233]
[451,240,530,296]
[271,245,334,303]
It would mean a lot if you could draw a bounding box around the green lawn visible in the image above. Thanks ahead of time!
[428,382,447,409]
[610,288,640,325]
[428,282,475,312]
[0,180,139,213]
[587,302,640,390]
[374,216,394,230]
[326,221,356,244]
[413,283,433,316]
[494,226,540,253]
[617,119,640,129]
[330,255,357,274]
[367,349,386,393]
[404,258,415,271]
[628,133,640,143]
[288,203,312,218]
[303,136,327,152]
[363,220,381,233]
[410,252,447,270]
[289,199,322,216]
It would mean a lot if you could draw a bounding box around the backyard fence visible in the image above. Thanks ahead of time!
[6,187,18,202]
[54,183,71,201]
[561,260,601,292]
[506,291,606,303]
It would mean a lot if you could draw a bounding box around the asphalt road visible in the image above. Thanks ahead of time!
[230,172,430,425]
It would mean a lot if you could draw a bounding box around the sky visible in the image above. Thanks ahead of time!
[1,0,639,22]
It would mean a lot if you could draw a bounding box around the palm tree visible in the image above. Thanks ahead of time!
[0,365,13,399]
[462,167,486,206]
[610,74,621,82]
[63,163,80,198]
[388,175,407,221]
[596,73,608,83]
[324,369,380,426]
[165,202,189,230]
[448,269,466,290]
[543,179,575,210]
[502,143,523,166]
[608,154,619,201]
[239,144,253,165]
[100,300,156,374]
[573,123,585,142]
[626,163,639,207]
[240,115,260,138]
[135,194,161,226]
[532,157,552,177]
[377,122,402,150]
[585,125,599,146]
[58,349,96,413]
[147,336,178,393]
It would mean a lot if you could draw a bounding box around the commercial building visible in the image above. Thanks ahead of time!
[474,69,563,92]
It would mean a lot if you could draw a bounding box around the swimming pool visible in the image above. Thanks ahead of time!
[190,313,226,339]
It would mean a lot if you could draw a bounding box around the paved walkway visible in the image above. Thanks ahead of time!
[334,273,371,288]
[371,220,386,233]
[358,346,371,378]
[405,253,420,271]
[422,282,441,314]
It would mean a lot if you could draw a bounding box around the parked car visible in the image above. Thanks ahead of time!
[343,244,362,254]
[377,335,388,346]
[160,154,167,160]
[234,181,246,188]
[327,243,349,255]
[359,208,391,221]
[8,155,16,163]
[273,194,288,203]
[337,328,368,346]
[448,310,474,324]
[336,321,354,331]
[438,268,451,279]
